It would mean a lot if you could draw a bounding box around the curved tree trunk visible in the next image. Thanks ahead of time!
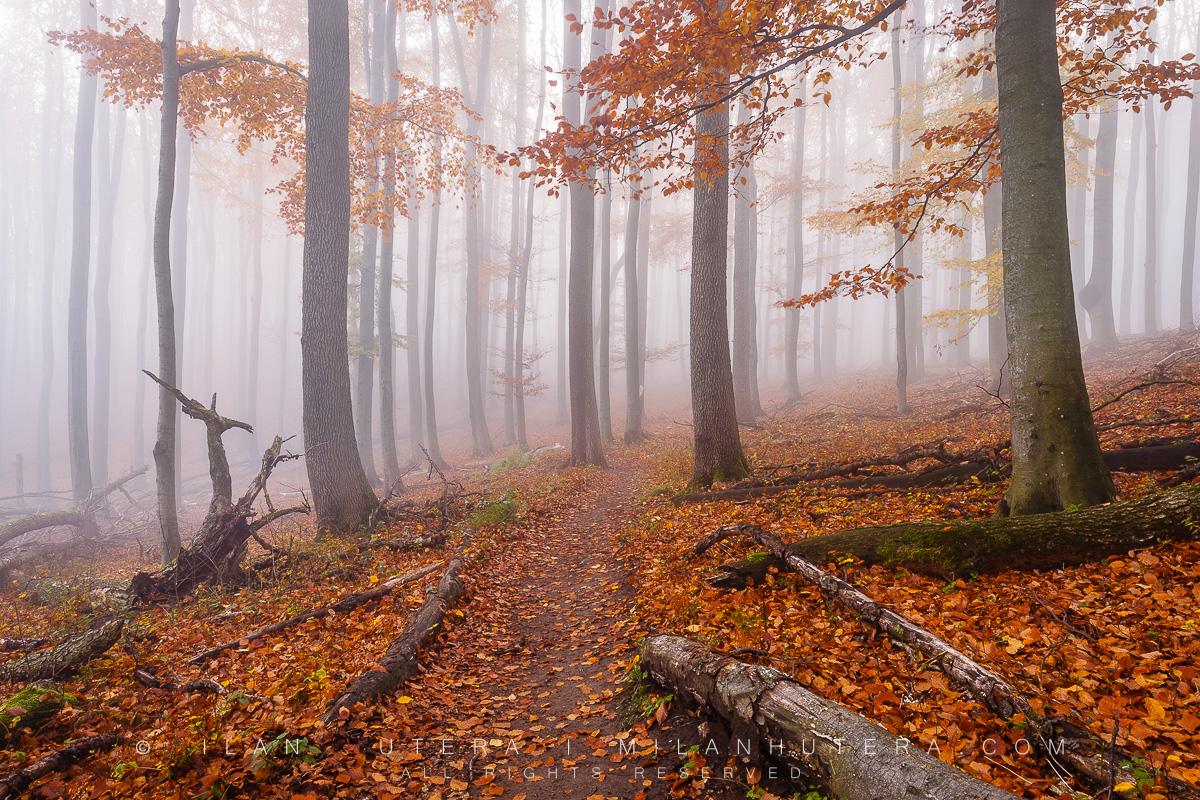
[995,0,1114,515]
[302,0,378,532]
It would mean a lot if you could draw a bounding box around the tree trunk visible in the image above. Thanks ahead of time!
[1120,109,1142,334]
[1180,75,1200,329]
[302,0,378,532]
[91,100,126,486]
[1144,98,1159,333]
[556,202,569,426]
[153,0,183,564]
[67,0,98,502]
[640,635,1020,800]
[785,93,805,403]
[1079,105,1118,345]
[37,53,61,494]
[1069,114,1091,340]
[422,10,446,467]
[690,87,747,486]
[0,621,123,684]
[378,0,401,484]
[994,0,1114,515]
[245,161,264,460]
[598,171,614,441]
[564,0,605,467]
[891,21,909,414]
[623,179,645,443]
[732,138,760,422]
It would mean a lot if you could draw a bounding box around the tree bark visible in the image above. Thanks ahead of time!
[302,0,378,532]
[689,73,747,486]
[1120,109,1142,335]
[640,635,1020,800]
[153,0,183,565]
[732,133,761,422]
[1079,105,1118,345]
[422,9,446,467]
[377,0,401,485]
[1144,97,1159,333]
[785,94,805,403]
[0,734,123,800]
[624,178,645,443]
[564,0,605,467]
[891,21,910,415]
[67,0,98,502]
[598,171,614,441]
[0,621,123,684]
[995,0,1114,515]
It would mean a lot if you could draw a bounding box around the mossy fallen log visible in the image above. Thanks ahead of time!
[707,483,1200,586]
[0,683,79,745]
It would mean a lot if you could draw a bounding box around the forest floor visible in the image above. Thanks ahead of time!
[2,333,1200,799]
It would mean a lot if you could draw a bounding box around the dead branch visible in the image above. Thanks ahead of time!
[0,467,146,551]
[188,562,441,666]
[0,621,124,684]
[0,733,124,800]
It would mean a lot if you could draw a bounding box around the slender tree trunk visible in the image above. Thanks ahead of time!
[785,92,805,402]
[378,0,401,484]
[170,1,193,505]
[1079,105,1118,345]
[37,52,61,493]
[422,9,445,467]
[1180,76,1200,330]
[67,0,98,502]
[245,157,264,459]
[405,207,424,462]
[596,171,614,441]
[955,210,972,365]
[995,0,1115,515]
[891,22,909,414]
[731,119,759,422]
[564,0,604,466]
[556,202,569,426]
[278,235,293,427]
[302,0,378,531]
[690,79,747,486]
[623,178,645,444]
[1120,109,1142,335]
[153,0,183,563]
[91,99,126,486]
[1069,114,1091,340]
[1144,97,1159,333]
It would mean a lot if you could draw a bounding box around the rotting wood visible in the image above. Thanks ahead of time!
[0,733,123,800]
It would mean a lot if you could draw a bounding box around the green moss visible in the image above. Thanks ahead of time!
[0,684,78,745]
[746,550,773,564]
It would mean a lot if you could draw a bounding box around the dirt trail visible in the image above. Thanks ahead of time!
[394,452,742,800]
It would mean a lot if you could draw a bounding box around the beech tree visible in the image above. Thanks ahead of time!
[994,0,1114,515]
[302,0,378,530]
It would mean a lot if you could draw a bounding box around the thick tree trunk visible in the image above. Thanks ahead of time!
[302,0,378,532]
[1180,76,1200,330]
[1080,106,1118,345]
[67,0,98,502]
[564,0,605,467]
[709,482,1200,584]
[785,94,805,403]
[640,635,1020,800]
[322,555,463,724]
[995,0,1114,515]
[690,82,747,486]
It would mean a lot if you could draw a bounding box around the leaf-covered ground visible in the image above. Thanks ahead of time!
[1,334,1199,799]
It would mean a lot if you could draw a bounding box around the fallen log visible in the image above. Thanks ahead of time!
[695,526,1200,799]
[0,683,79,745]
[0,733,123,800]
[640,635,1020,800]
[0,621,123,684]
[672,443,1200,505]
[0,467,146,550]
[707,482,1200,584]
[188,562,442,666]
[321,555,464,725]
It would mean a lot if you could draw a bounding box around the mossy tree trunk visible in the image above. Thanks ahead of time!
[994,0,1114,515]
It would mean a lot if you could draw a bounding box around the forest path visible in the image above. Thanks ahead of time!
[407,449,735,800]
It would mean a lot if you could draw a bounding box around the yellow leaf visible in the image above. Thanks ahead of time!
[1004,636,1024,655]
[369,575,379,584]
[397,696,413,704]
[1113,782,1135,792]
[1145,697,1166,720]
